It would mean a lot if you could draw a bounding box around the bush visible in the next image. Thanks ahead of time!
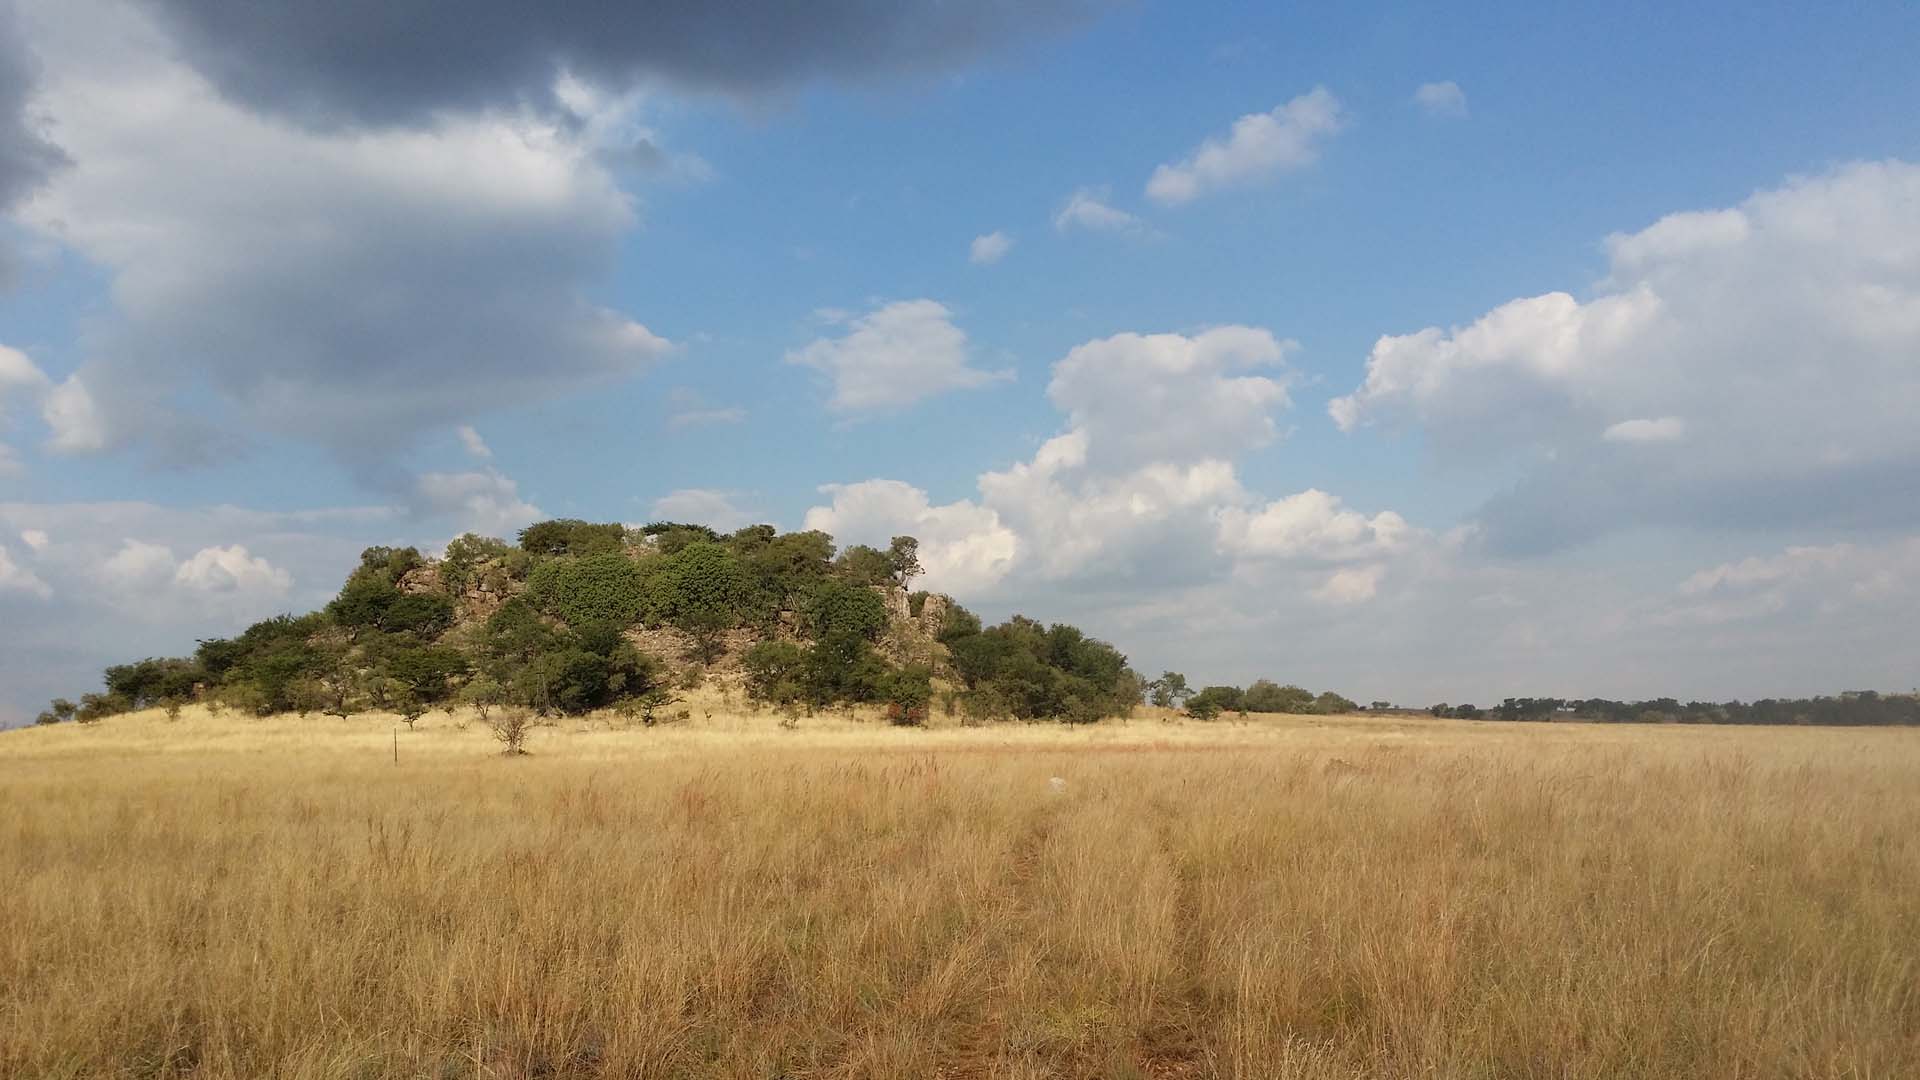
[487,708,535,755]
[656,542,755,663]
[440,532,512,592]
[880,664,933,726]
[743,640,807,705]
[518,519,627,556]
[802,579,887,641]
[1243,679,1314,713]
[525,552,649,629]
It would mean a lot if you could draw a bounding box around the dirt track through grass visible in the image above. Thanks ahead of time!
[3,707,1918,1078]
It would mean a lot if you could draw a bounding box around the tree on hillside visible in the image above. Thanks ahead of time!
[656,541,754,663]
[833,544,896,587]
[803,579,888,641]
[886,535,923,587]
[518,519,626,556]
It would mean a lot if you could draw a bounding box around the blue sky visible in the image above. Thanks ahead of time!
[2,0,1918,723]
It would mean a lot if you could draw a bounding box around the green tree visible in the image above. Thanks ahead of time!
[1148,671,1191,709]
[517,519,627,556]
[886,535,923,586]
[656,541,753,663]
[742,640,807,705]
[833,544,895,587]
[440,532,511,592]
[1312,691,1359,715]
[525,552,648,628]
[802,579,888,641]
[1243,679,1315,713]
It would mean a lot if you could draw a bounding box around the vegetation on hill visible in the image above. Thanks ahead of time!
[34,520,1142,729]
[31,515,1913,731]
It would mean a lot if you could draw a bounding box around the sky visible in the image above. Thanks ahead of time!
[1,0,1918,723]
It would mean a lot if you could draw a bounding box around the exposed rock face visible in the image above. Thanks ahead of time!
[877,586,950,670]
[396,564,443,596]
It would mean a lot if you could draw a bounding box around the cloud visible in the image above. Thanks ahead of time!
[1312,564,1385,605]
[0,343,49,467]
[456,425,492,460]
[40,373,107,453]
[1053,187,1141,233]
[0,342,50,397]
[1331,160,1920,552]
[0,540,50,598]
[1146,87,1343,205]
[172,543,293,595]
[16,0,674,462]
[1657,536,1920,629]
[1602,416,1685,443]
[807,324,1401,596]
[131,0,1117,126]
[1412,81,1467,118]
[413,467,542,537]
[0,498,395,720]
[1215,489,1411,562]
[98,537,177,587]
[1047,326,1293,472]
[0,0,65,213]
[803,480,1019,595]
[649,488,760,533]
[786,299,1012,413]
[969,230,1013,264]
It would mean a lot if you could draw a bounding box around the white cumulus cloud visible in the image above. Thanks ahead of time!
[804,479,1019,595]
[1330,160,1920,552]
[969,230,1013,264]
[172,544,294,595]
[786,299,1012,413]
[1146,87,1343,205]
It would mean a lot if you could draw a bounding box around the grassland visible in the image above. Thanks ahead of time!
[3,703,1917,1078]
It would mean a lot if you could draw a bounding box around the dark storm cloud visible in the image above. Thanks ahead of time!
[133,0,1116,125]
[0,2,62,205]
[0,0,66,280]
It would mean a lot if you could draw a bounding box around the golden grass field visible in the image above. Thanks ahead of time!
[3,702,1917,1079]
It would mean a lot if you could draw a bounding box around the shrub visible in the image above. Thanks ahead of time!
[802,579,887,641]
[517,519,627,556]
[439,533,512,592]
[743,640,807,705]
[75,692,131,724]
[880,664,933,726]
[525,552,648,629]
[656,542,755,663]
[487,708,535,755]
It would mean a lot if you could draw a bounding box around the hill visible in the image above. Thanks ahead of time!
[31,519,1143,731]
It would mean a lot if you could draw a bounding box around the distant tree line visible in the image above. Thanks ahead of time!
[1427,691,1920,726]
[1143,671,1359,720]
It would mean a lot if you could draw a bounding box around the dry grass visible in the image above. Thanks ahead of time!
[3,704,1917,1079]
